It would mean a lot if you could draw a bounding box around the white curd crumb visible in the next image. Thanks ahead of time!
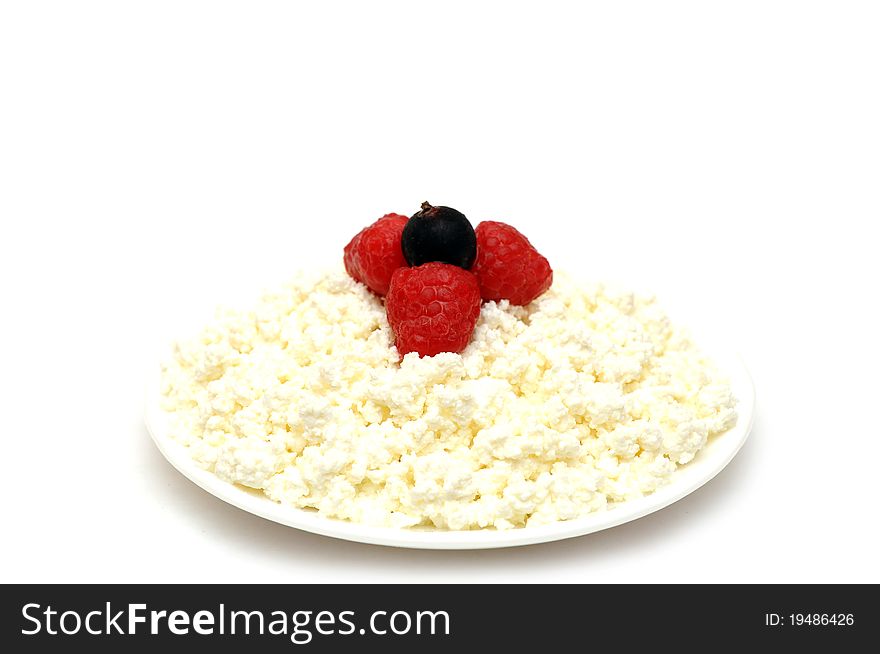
[160,269,737,530]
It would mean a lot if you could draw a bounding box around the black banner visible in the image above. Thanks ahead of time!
[1,585,875,651]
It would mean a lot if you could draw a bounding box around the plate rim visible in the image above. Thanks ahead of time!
[145,350,755,550]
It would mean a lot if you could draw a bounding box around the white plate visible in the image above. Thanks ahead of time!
[145,349,754,550]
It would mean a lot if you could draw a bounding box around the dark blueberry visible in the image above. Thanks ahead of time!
[401,202,477,269]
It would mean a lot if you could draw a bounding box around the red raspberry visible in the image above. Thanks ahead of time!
[472,221,553,305]
[386,263,482,358]
[343,213,409,295]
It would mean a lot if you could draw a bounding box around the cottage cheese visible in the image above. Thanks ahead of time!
[160,269,737,530]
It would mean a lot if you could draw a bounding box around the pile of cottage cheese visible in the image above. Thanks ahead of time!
[160,269,737,530]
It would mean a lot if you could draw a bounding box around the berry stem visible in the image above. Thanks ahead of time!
[420,201,433,212]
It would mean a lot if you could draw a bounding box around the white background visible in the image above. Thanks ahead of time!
[2,1,878,583]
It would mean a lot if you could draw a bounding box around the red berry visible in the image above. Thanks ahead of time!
[343,213,409,296]
[472,221,553,305]
[386,263,482,358]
